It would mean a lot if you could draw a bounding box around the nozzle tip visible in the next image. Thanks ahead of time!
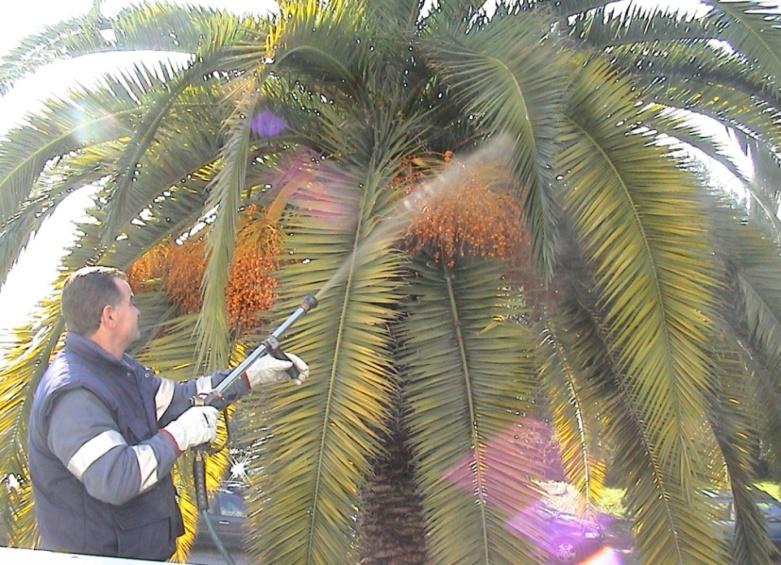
[302,294,318,312]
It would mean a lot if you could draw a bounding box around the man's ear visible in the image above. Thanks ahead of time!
[100,303,115,328]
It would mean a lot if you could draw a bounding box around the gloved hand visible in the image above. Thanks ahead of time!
[245,353,309,387]
[163,406,219,452]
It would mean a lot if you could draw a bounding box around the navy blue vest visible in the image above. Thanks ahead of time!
[28,332,184,560]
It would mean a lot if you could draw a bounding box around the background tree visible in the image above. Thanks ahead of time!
[2,1,781,563]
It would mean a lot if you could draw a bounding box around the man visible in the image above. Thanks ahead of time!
[28,266,309,560]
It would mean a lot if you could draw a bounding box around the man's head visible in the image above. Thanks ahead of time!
[62,266,140,352]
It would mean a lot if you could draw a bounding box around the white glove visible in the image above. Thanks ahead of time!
[245,353,309,387]
[163,406,219,452]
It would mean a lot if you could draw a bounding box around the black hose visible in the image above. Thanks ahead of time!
[200,508,236,565]
[193,450,235,565]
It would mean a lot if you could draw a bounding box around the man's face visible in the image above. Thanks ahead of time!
[111,277,141,348]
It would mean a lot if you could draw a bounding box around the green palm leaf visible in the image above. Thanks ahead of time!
[542,0,614,18]
[706,1,781,90]
[100,62,209,248]
[0,80,230,288]
[422,10,565,277]
[710,342,773,563]
[365,0,421,32]
[714,203,781,374]
[735,334,781,476]
[100,12,273,248]
[561,59,723,561]
[243,125,411,562]
[644,74,781,148]
[0,140,124,286]
[642,108,748,184]
[563,291,729,563]
[271,0,373,104]
[195,83,262,371]
[567,3,717,48]
[401,256,543,564]
[609,38,774,104]
[731,129,781,234]
[539,317,605,512]
[0,304,64,548]
[0,2,266,94]
[0,77,139,231]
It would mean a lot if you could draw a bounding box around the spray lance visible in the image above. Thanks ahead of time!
[188,294,318,562]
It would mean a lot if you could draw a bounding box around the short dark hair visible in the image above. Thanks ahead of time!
[62,266,128,335]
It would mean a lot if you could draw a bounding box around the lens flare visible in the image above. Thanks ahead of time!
[438,413,628,563]
[68,104,122,147]
[251,109,287,138]
[581,546,625,564]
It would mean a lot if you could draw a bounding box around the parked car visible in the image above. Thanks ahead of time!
[193,486,247,551]
[537,506,606,563]
[508,504,606,563]
[707,489,781,552]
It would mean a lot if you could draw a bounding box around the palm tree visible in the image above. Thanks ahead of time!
[2,1,781,563]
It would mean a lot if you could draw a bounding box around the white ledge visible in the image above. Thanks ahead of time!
[0,546,174,563]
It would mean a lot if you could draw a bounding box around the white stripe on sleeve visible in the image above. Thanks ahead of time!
[154,378,176,421]
[67,430,126,479]
[195,376,212,395]
[131,444,159,492]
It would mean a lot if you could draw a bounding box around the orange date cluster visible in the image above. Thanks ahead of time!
[128,206,280,333]
[395,152,527,267]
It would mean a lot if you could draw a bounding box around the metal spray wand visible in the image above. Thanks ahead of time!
[190,294,318,564]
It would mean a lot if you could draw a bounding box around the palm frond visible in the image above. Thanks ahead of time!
[710,342,773,563]
[195,81,262,371]
[422,9,565,277]
[735,333,781,476]
[539,317,605,513]
[561,58,724,560]
[0,73,146,232]
[401,256,543,564]
[538,0,613,18]
[706,0,781,90]
[0,59,231,270]
[608,37,777,106]
[0,304,64,548]
[0,140,122,287]
[566,3,718,48]
[731,128,781,232]
[643,108,747,183]
[270,0,373,104]
[0,80,229,286]
[734,270,781,373]
[100,62,211,248]
[714,203,781,374]
[643,73,781,149]
[242,119,414,562]
[560,290,729,563]
[0,2,267,94]
[365,0,422,34]
[0,13,108,95]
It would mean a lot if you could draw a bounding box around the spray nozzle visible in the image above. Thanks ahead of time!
[300,294,318,312]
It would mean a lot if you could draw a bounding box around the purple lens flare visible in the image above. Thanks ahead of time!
[440,416,627,564]
[251,109,288,138]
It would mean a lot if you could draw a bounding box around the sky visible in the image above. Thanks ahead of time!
[0,0,760,338]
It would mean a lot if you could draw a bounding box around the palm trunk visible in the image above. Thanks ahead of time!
[358,398,427,565]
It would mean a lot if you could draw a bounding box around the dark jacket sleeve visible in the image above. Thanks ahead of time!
[154,370,250,427]
[47,388,180,506]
